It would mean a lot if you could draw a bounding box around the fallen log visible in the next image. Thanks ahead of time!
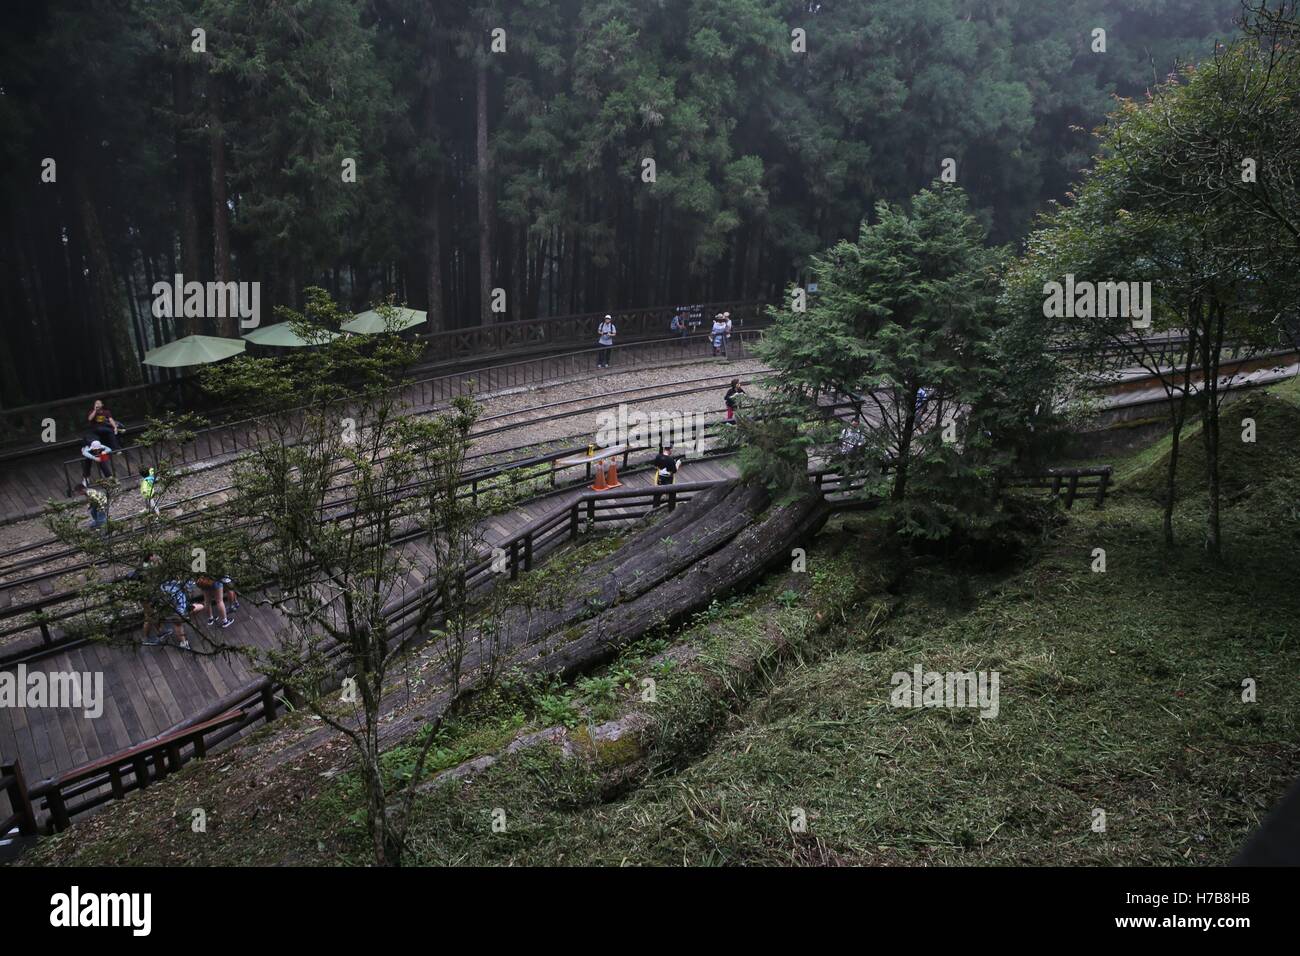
[515,486,832,681]
[375,481,830,749]
[480,480,770,650]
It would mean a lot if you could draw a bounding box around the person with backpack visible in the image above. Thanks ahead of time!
[724,379,746,426]
[139,466,161,515]
[157,578,196,650]
[79,438,113,486]
[596,314,617,368]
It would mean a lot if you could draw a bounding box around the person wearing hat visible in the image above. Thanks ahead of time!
[596,314,617,368]
[710,313,728,357]
[79,438,113,487]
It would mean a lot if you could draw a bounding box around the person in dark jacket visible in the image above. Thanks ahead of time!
[652,442,682,506]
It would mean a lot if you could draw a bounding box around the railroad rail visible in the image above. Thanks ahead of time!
[0,300,766,461]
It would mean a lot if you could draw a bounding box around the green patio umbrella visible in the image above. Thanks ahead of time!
[142,334,247,368]
[242,322,341,347]
[342,307,427,334]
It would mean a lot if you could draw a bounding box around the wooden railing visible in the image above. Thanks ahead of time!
[2,455,1105,835]
[1,758,38,837]
[996,466,1113,509]
[1,299,764,461]
[24,682,282,833]
[54,330,762,496]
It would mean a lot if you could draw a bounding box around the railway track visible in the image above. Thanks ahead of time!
[0,367,769,644]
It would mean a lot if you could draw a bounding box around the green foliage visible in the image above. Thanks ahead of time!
[753,184,1046,545]
[536,691,583,729]
[0,0,1242,404]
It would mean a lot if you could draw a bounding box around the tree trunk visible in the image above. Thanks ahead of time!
[892,387,918,501]
[522,489,832,680]
[74,169,142,386]
[210,87,234,336]
[1162,323,1199,547]
[426,175,445,333]
[475,57,493,326]
[1201,301,1226,560]
[174,60,202,337]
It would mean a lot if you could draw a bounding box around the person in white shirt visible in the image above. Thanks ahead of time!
[596,315,617,368]
[710,314,728,356]
[80,439,113,486]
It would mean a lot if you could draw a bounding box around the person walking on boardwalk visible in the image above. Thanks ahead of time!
[139,466,161,515]
[596,314,617,368]
[724,378,746,426]
[652,442,682,506]
[158,578,196,649]
[195,573,237,628]
[79,438,113,487]
[86,399,123,449]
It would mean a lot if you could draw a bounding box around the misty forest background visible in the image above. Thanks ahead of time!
[0,0,1240,406]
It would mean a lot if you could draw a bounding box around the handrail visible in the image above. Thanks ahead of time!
[13,478,738,833]
[0,413,761,655]
[6,451,1109,834]
[1,758,38,837]
[51,329,763,497]
[0,299,764,461]
[25,682,282,832]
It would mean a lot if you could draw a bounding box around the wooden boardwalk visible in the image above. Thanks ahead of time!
[0,457,737,817]
[0,336,750,526]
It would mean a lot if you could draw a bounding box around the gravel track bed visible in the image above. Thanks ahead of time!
[0,358,766,643]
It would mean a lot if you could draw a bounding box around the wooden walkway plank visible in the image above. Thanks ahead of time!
[0,456,739,793]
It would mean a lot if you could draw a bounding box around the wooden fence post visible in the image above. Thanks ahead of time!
[1095,470,1111,508]
[261,683,279,722]
[46,788,71,833]
[2,759,38,835]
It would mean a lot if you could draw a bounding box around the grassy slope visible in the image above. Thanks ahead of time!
[20,388,1300,866]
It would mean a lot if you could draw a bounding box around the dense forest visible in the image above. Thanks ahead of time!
[0,0,1238,405]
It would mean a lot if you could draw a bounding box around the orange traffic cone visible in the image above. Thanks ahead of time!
[591,458,610,491]
[605,456,622,487]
